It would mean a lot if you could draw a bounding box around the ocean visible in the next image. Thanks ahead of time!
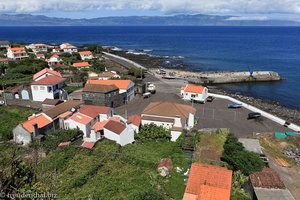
[0,26,299,109]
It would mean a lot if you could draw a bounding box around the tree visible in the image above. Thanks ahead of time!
[134,189,165,200]
[136,124,171,142]
[128,67,144,78]
[221,133,264,175]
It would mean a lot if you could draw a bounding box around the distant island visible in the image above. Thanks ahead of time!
[1,13,300,26]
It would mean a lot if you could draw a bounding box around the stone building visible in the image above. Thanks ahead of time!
[82,83,126,108]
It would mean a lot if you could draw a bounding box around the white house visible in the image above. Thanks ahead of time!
[181,84,208,103]
[127,115,141,133]
[26,43,48,53]
[13,113,53,145]
[180,84,208,103]
[31,76,66,102]
[141,102,196,141]
[87,80,135,102]
[60,43,78,53]
[0,40,10,48]
[7,47,29,60]
[36,53,45,59]
[79,51,93,60]
[72,62,91,69]
[64,105,113,142]
[47,54,62,66]
[33,68,62,81]
[103,120,135,146]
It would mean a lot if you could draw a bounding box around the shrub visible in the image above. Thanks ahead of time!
[136,124,171,142]
[134,189,165,200]
[221,133,264,175]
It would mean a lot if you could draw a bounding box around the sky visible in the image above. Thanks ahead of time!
[1,0,300,20]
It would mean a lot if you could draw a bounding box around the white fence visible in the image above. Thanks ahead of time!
[208,93,300,132]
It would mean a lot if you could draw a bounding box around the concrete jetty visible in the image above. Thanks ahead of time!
[195,71,281,84]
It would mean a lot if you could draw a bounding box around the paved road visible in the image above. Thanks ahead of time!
[115,73,292,138]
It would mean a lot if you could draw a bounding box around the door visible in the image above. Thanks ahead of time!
[21,90,30,100]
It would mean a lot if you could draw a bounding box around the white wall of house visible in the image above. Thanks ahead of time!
[103,127,134,146]
[13,124,32,145]
[141,119,174,129]
[173,117,182,127]
[31,85,55,102]
[129,124,139,133]
[87,130,101,142]
[7,49,29,60]
[187,113,195,129]
[171,130,182,142]
[65,119,89,138]
[47,57,61,66]
[63,48,78,53]
[80,54,93,60]
[181,88,208,102]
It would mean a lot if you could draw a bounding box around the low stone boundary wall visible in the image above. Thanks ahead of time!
[103,52,146,70]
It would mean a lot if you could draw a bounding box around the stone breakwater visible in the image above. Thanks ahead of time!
[157,69,281,84]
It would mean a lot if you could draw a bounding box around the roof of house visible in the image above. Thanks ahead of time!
[98,71,119,78]
[21,114,52,133]
[79,105,110,119]
[36,53,45,57]
[127,115,142,127]
[181,84,206,94]
[31,75,65,85]
[79,51,92,55]
[87,80,133,90]
[33,68,62,80]
[183,163,232,200]
[44,100,83,119]
[50,54,60,58]
[92,118,120,132]
[42,98,64,106]
[72,62,90,68]
[69,112,93,125]
[142,102,196,119]
[250,168,286,189]
[141,116,175,123]
[7,85,23,93]
[83,83,118,93]
[0,58,9,62]
[104,120,126,135]
[10,47,25,51]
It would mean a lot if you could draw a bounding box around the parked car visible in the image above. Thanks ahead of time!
[228,103,242,108]
[206,96,215,102]
[143,92,151,99]
[248,112,261,119]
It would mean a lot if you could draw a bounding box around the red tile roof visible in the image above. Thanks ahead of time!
[127,115,141,127]
[79,51,92,55]
[21,114,52,133]
[81,142,95,149]
[72,62,90,68]
[69,112,93,125]
[0,58,9,62]
[79,105,110,119]
[31,75,65,85]
[87,80,133,90]
[181,84,206,94]
[33,68,62,80]
[104,120,126,135]
[183,163,232,200]
[11,47,25,51]
[36,53,45,57]
[92,118,120,132]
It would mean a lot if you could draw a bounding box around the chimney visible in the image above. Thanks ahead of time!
[32,123,39,137]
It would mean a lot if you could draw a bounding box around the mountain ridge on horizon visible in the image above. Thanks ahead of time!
[0,13,300,26]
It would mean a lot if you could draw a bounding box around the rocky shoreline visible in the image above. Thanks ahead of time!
[107,48,300,126]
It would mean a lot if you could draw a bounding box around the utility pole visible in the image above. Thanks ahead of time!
[2,83,7,106]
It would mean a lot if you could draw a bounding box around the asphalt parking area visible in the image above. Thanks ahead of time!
[193,98,292,137]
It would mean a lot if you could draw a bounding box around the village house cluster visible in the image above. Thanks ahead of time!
[2,40,297,200]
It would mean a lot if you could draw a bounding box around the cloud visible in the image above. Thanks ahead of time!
[226,16,269,21]
[0,0,300,15]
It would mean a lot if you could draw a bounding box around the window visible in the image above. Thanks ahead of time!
[40,86,45,90]
[33,86,38,90]
[191,94,196,98]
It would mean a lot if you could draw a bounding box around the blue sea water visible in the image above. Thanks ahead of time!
[0,26,299,109]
